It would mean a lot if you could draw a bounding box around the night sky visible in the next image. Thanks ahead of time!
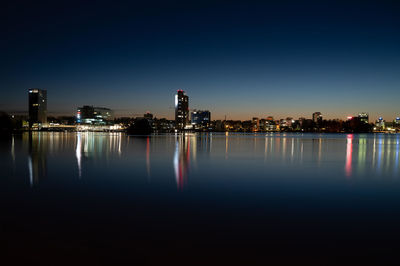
[1,0,400,120]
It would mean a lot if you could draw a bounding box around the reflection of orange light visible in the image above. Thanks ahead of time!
[345,134,353,177]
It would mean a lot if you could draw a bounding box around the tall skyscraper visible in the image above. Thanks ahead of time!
[175,90,189,130]
[28,88,47,127]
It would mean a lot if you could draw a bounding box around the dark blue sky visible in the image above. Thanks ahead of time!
[1,0,399,120]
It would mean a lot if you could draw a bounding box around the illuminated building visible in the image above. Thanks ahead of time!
[286,117,294,128]
[358,113,369,124]
[28,88,47,128]
[312,112,322,125]
[191,110,211,130]
[252,117,259,131]
[175,90,189,130]
[376,117,385,129]
[76,106,113,125]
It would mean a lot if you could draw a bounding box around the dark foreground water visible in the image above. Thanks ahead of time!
[2,132,400,265]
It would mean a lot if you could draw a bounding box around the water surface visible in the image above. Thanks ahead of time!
[2,132,400,265]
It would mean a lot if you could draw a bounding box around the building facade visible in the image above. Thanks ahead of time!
[77,106,113,125]
[175,90,189,130]
[312,112,322,125]
[28,88,47,128]
[358,113,369,124]
[191,110,211,130]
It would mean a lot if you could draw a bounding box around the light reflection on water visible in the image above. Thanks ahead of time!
[4,132,400,264]
[4,132,400,188]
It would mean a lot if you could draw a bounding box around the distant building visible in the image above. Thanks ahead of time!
[252,117,259,131]
[259,119,267,131]
[77,106,113,125]
[312,112,322,125]
[358,113,369,124]
[191,110,211,130]
[242,120,252,131]
[376,117,385,129]
[28,88,47,128]
[298,117,306,127]
[175,90,189,130]
[286,117,294,128]
[144,112,153,120]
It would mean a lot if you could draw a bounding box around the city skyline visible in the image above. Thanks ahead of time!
[9,88,400,123]
[1,1,400,120]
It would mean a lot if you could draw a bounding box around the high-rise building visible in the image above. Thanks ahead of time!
[175,90,189,130]
[358,113,369,124]
[77,106,113,125]
[191,110,211,130]
[312,112,322,125]
[28,88,47,127]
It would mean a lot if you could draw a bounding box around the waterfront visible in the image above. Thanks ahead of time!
[2,132,400,265]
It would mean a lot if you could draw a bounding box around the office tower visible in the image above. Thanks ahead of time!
[77,105,113,125]
[175,90,189,130]
[358,113,369,124]
[191,110,211,130]
[28,88,47,128]
[312,112,322,125]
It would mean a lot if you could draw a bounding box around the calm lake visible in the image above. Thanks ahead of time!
[2,132,400,265]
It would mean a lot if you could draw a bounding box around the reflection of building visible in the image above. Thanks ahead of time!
[27,133,47,186]
[173,136,191,190]
[191,110,211,130]
[75,132,123,178]
[175,90,189,130]
[28,88,47,128]
[358,113,369,124]
[77,106,113,125]
[345,134,353,177]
